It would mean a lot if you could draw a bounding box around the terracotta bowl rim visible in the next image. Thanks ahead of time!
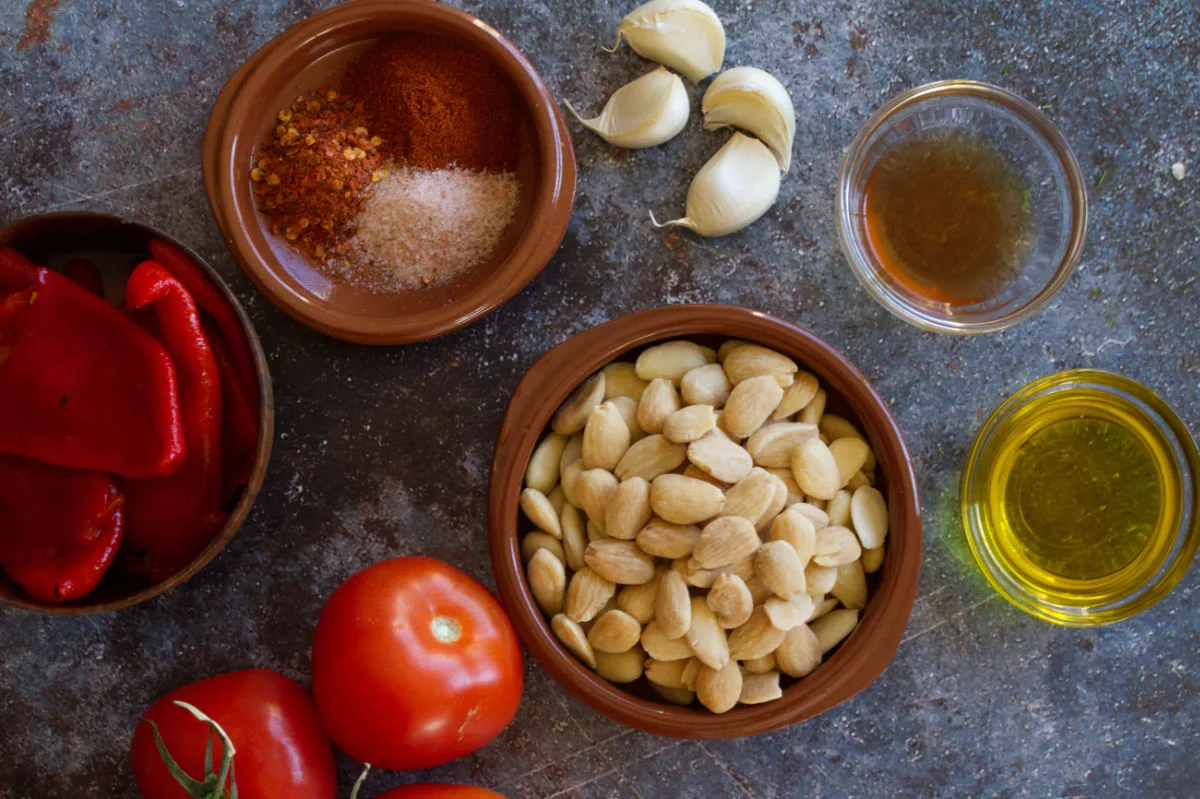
[203,0,577,345]
[0,210,274,615]
[487,304,923,738]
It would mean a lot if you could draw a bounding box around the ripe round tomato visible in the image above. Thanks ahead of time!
[375,786,507,799]
[312,557,523,770]
[131,669,336,799]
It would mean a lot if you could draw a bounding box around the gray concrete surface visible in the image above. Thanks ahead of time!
[1,0,1198,797]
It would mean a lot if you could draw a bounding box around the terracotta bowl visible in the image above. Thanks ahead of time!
[203,0,577,344]
[0,212,274,615]
[488,305,922,737]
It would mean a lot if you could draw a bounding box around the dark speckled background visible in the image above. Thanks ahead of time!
[1,1,1198,797]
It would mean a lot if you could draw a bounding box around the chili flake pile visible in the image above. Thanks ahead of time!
[251,90,386,263]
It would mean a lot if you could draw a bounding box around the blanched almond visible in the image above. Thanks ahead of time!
[561,504,587,571]
[680,363,733,407]
[717,339,751,362]
[655,569,692,639]
[819,414,861,442]
[521,488,563,538]
[829,437,870,487]
[636,518,701,558]
[827,489,852,528]
[692,515,760,569]
[767,467,803,505]
[521,532,565,565]
[587,609,642,653]
[663,404,717,443]
[585,539,655,585]
[528,549,566,615]
[636,378,680,434]
[553,372,605,435]
[738,670,782,705]
[813,526,862,567]
[720,467,777,526]
[754,540,806,599]
[680,656,702,691]
[683,562,721,589]
[608,395,646,443]
[809,595,838,620]
[804,563,837,595]
[603,361,648,400]
[745,422,818,468]
[645,657,689,688]
[560,459,585,507]
[641,620,694,660]
[696,662,741,714]
[723,376,784,439]
[526,433,568,494]
[594,645,645,683]
[706,573,753,628]
[741,652,776,674]
[745,576,774,606]
[650,474,726,525]
[769,509,816,565]
[850,485,889,549]
[683,462,729,488]
[564,567,616,623]
[685,597,729,669]
[728,606,787,661]
[811,608,859,653]
[576,468,618,532]
[831,560,867,609]
[772,371,820,419]
[791,502,829,529]
[583,401,631,471]
[790,438,840,500]
[763,593,814,630]
[560,433,583,468]
[547,485,566,515]
[615,434,687,481]
[775,623,822,677]
[651,684,696,705]
[617,569,661,623]
[551,614,596,668]
[846,470,871,490]
[635,340,712,383]
[862,545,885,574]
[604,477,652,540]
[586,520,607,543]
[798,387,826,426]
[760,472,790,533]
[723,344,798,387]
[687,432,754,484]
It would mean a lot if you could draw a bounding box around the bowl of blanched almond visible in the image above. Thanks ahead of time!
[488,305,922,737]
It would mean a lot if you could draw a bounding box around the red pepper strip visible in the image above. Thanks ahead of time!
[4,496,124,603]
[0,288,36,345]
[0,267,186,478]
[63,257,104,297]
[203,318,258,506]
[148,239,258,415]
[0,247,39,294]
[122,261,226,568]
[0,453,119,565]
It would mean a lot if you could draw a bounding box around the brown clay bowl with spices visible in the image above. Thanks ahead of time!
[204,0,577,345]
[488,305,922,738]
[0,212,274,615]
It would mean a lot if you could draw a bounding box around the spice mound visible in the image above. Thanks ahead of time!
[250,33,523,294]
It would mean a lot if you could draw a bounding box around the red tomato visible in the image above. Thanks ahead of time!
[131,669,336,799]
[312,557,523,770]
[375,786,507,799]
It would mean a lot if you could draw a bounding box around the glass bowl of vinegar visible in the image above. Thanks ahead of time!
[962,370,1200,625]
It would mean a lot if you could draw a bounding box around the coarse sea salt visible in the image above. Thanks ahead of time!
[346,166,520,292]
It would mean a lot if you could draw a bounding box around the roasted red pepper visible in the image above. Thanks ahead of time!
[0,249,185,478]
[5,496,124,604]
[122,261,226,569]
[0,454,120,565]
[63,257,105,296]
[203,318,258,505]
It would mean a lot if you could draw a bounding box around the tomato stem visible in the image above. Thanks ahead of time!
[138,700,240,799]
[349,763,372,799]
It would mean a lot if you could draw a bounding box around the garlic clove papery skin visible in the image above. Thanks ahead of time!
[702,66,796,172]
[654,132,781,237]
[565,66,690,149]
[613,0,726,83]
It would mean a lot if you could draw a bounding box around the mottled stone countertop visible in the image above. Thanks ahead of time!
[1,1,1197,797]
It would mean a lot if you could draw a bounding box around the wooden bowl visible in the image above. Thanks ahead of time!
[488,305,922,738]
[203,0,577,344]
[0,212,274,614]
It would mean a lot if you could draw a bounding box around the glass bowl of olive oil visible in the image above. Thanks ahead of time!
[962,370,1200,626]
[837,81,1088,334]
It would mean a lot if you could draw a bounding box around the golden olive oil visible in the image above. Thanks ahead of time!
[964,371,1196,624]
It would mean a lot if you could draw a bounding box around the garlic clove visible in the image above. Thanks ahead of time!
[652,132,781,238]
[565,66,690,149]
[609,0,726,83]
[702,66,796,173]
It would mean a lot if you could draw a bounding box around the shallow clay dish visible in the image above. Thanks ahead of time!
[0,212,274,615]
[488,305,922,738]
[204,0,577,344]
